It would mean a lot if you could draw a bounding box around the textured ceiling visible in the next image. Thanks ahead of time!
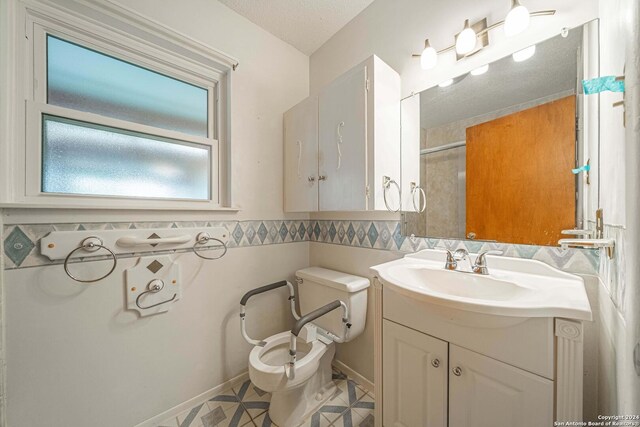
[420,27,583,129]
[217,0,375,55]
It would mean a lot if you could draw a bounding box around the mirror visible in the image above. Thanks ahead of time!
[401,21,599,246]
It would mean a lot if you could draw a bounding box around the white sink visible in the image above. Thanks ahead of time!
[371,249,592,320]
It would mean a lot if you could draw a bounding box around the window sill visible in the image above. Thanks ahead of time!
[0,202,240,212]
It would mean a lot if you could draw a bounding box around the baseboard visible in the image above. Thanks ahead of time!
[134,371,249,427]
[333,359,374,394]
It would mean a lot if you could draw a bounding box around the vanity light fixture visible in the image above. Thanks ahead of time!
[470,64,489,75]
[412,2,554,69]
[455,19,477,55]
[512,45,536,62]
[420,39,438,70]
[504,0,531,37]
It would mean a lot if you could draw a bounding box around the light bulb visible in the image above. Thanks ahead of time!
[420,39,438,70]
[512,45,536,62]
[471,64,489,76]
[438,79,454,88]
[455,19,477,55]
[504,0,530,37]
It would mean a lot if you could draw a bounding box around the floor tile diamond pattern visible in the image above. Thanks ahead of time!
[157,368,373,427]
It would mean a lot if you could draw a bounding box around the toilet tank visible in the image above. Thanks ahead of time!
[296,267,369,342]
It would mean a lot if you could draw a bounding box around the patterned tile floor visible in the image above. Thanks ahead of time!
[157,368,374,427]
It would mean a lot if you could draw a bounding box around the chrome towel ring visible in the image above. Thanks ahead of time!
[192,232,228,260]
[63,236,117,283]
[135,279,177,310]
[411,182,427,213]
[382,175,401,212]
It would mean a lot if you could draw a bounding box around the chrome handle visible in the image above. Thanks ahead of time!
[452,366,462,376]
[318,175,327,181]
[466,232,477,239]
[431,358,440,368]
[308,176,316,183]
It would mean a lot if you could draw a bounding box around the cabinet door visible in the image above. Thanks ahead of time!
[383,320,448,427]
[449,345,553,427]
[284,96,318,212]
[400,94,421,212]
[318,65,367,211]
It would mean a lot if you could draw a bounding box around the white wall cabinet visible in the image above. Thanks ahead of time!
[381,294,557,427]
[284,55,401,212]
[284,96,319,212]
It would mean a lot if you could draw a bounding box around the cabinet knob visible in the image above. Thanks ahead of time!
[452,366,462,376]
[431,358,440,368]
[318,175,327,181]
[308,176,316,183]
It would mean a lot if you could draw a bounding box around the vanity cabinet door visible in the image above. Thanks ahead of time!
[383,320,448,427]
[284,96,319,212]
[448,344,553,427]
[318,65,367,211]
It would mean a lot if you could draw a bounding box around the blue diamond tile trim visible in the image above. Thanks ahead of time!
[257,223,268,244]
[268,226,278,241]
[367,223,379,246]
[337,224,346,243]
[279,223,288,241]
[392,223,405,249]
[356,224,366,245]
[378,223,391,248]
[245,225,257,244]
[328,222,337,242]
[232,223,244,244]
[346,223,356,244]
[3,227,35,267]
[2,219,600,275]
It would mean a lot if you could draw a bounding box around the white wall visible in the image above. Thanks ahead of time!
[595,0,640,415]
[0,0,311,425]
[310,0,599,98]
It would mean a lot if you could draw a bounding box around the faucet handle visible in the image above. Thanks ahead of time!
[435,246,457,270]
[473,250,503,275]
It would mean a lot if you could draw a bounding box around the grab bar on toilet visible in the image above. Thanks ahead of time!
[239,280,300,346]
[287,300,350,381]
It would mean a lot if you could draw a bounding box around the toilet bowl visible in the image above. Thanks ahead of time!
[240,267,369,427]
[249,331,336,426]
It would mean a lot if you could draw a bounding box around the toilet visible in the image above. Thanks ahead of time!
[243,267,369,427]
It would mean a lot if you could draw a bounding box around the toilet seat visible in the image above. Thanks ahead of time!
[249,331,331,392]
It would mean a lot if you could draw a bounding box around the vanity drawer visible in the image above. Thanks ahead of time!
[383,287,555,379]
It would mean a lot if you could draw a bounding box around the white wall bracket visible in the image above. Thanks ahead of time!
[126,255,181,317]
[40,227,229,261]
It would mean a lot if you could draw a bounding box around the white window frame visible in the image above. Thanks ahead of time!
[1,1,237,210]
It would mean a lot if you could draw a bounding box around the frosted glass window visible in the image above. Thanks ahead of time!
[47,35,209,137]
[42,115,210,200]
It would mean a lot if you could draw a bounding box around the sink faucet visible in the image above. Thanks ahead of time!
[472,250,503,275]
[439,247,503,275]
[439,248,473,272]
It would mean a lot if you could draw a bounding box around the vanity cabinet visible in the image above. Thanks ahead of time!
[382,319,553,427]
[448,345,553,427]
[383,320,448,427]
[283,55,401,212]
